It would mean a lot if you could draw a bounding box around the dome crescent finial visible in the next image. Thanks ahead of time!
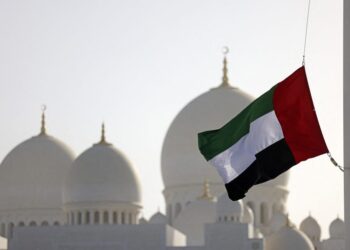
[96,122,111,145]
[101,122,106,143]
[221,46,230,87]
[39,105,47,135]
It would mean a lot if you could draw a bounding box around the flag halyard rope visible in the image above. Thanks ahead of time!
[300,1,343,173]
[302,0,312,65]
[327,153,344,172]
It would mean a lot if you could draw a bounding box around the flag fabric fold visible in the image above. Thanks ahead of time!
[198,66,328,201]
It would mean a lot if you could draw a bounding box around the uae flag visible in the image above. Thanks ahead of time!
[198,66,328,201]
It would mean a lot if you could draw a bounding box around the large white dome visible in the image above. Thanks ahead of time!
[161,84,290,189]
[0,134,75,211]
[162,85,254,188]
[63,140,141,206]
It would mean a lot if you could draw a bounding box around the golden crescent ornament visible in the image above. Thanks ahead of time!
[222,46,229,55]
[41,104,47,112]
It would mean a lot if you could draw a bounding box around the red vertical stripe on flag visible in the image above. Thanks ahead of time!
[273,66,328,164]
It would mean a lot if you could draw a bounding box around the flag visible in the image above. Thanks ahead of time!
[198,66,328,201]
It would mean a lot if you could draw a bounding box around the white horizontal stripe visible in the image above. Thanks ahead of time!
[209,110,284,183]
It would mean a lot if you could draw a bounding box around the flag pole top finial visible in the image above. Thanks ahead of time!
[39,105,47,135]
[198,179,214,201]
[220,46,230,87]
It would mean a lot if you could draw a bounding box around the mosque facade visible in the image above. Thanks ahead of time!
[0,58,345,250]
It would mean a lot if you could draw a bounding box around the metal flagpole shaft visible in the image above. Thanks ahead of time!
[302,0,312,65]
[344,0,350,248]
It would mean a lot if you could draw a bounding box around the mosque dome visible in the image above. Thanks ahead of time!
[329,217,345,239]
[216,193,243,223]
[300,215,321,242]
[0,113,75,211]
[149,212,168,224]
[161,57,289,190]
[266,226,314,250]
[161,85,253,188]
[63,125,141,207]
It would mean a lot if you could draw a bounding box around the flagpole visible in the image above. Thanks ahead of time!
[344,0,350,249]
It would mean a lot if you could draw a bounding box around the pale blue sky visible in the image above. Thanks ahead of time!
[0,0,343,239]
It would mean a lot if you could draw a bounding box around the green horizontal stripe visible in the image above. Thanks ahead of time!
[198,85,277,161]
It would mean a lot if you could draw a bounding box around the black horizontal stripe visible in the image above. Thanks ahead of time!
[225,139,296,201]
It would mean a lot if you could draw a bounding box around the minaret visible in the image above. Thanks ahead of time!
[344,1,350,248]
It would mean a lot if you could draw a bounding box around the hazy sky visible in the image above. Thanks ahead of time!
[0,0,342,239]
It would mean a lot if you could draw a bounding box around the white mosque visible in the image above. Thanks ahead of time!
[0,58,345,250]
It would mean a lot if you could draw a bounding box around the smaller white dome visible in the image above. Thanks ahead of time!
[266,226,314,250]
[216,193,243,223]
[63,140,141,206]
[0,134,75,211]
[300,215,321,241]
[149,212,167,224]
[329,217,345,239]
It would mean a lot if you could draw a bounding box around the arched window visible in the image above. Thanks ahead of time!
[71,212,75,225]
[41,221,49,226]
[103,211,109,224]
[175,203,182,218]
[260,202,269,225]
[29,221,37,227]
[8,223,14,238]
[129,213,133,224]
[77,212,82,225]
[94,211,99,224]
[53,221,60,226]
[85,211,90,224]
[121,212,125,224]
[0,223,5,237]
[18,222,25,227]
[113,212,118,224]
